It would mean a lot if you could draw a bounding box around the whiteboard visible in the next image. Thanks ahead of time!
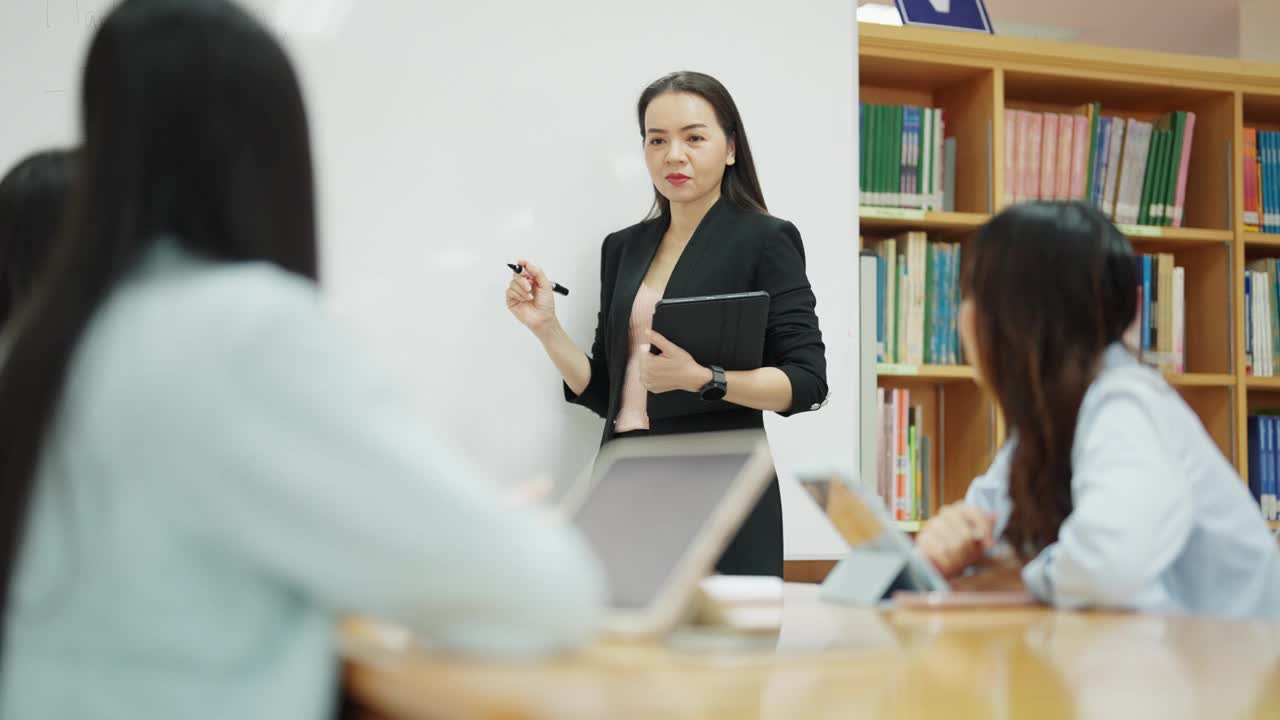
[0,0,858,559]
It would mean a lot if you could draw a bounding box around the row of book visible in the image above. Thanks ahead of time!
[1125,254,1187,374]
[1243,129,1280,234]
[875,387,931,522]
[866,233,963,366]
[1246,414,1280,522]
[1005,107,1196,228]
[1246,262,1280,376]
[859,104,954,210]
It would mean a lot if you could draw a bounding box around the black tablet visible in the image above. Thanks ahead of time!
[648,291,770,419]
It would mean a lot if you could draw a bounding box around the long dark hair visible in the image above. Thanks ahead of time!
[0,0,316,658]
[0,150,78,329]
[637,71,767,219]
[961,202,1138,558]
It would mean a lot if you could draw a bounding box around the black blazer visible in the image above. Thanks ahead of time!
[566,198,828,444]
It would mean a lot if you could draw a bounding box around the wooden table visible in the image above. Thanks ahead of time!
[343,584,1280,720]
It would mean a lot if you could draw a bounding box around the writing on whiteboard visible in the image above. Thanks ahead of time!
[45,0,105,31]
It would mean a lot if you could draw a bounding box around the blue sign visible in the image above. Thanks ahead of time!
[895,0,994,34]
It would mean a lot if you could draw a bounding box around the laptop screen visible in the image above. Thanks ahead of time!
[571,452,753,609]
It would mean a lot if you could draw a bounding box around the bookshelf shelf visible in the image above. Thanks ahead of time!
[1165,373,1235,388]
[1246,376,1280,390]
[859,23,1280,512]
[1118,226,1233,246]
[1245,233,1280,249]
[877,364,977,382]
[860,209,990,233]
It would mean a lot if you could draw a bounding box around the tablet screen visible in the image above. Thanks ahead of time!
[572,453,753,609]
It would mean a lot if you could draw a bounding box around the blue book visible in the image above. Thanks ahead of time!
[1264,133,1274,234]
[1268,132,1277,233]
[929,245,940,363]
[949,244,958,364]
[1260,415,1268,512]
[1248,416,1262,504]
[1246,272,1254,369]
[1091,118,1111,209]
[937,245,948,364]
[1262,132,1270,233]
[1262,132,1269,233]
[1146,254,1157,351]
[904,106,921,206]
[1263,132,1271,233]
[951,244,962,364]
[1263,416,1271,516]
[1268,417,1277,520]
[1267,133,1275,233]
[1273,416,1280,520]
[940,245,952,364]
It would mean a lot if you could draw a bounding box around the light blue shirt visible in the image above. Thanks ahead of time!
[966,344,1280,617]
[1,240,604,720]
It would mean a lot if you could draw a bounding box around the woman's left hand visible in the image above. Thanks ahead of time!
[640,331,712,394]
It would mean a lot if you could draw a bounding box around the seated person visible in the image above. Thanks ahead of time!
[917,201,1280,618]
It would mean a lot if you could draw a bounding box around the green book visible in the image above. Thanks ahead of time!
[859,104,868,201]
[1082,101,1102,200]
[1138,130,1165,226]
[1155,126,1175,226]
[891,105,904,207]
[1152,117,1174,226]
[908,415,918,520]
[1142,130,1162,225]
[1164,112,1187,226]
[876,104,889,206]
[864,105,877,204]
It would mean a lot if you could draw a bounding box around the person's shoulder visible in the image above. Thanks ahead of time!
[717,207,801,257]
[722,204,795,236]
[126,247,320,338]
[87,244,326,383]
[1085,347,1173,406]
[66,244,332,448]
[1077,346,1181,439]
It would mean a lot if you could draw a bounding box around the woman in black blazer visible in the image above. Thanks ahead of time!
[507,71,827,577]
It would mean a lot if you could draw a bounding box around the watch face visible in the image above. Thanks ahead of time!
[701,386,727,402]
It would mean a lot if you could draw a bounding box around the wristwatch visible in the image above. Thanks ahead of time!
[699,365,727,401]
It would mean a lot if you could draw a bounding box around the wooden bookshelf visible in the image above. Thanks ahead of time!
[877,364,977,381]
[1165,373,1236,388]
[859,24,1280,523]
[860,209,989,232]
[1245,233,1280,248]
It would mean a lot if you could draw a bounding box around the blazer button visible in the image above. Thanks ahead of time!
[810,402,821,411]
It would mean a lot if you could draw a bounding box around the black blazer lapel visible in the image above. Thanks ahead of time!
[605,217,665,417]
[612,217,665,332]
[663,196,732,300]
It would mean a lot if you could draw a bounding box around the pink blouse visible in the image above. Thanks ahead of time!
[613,282,665,432]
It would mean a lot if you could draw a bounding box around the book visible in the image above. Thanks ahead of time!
[1245,128,1260,231]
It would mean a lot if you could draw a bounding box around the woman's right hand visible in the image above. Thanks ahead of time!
[506,258,558,335]
[915,502,997,578]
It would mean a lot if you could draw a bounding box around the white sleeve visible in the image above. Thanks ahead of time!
[178,286,604,656]
[964,440,1014,539]
[1021,388,1192,609]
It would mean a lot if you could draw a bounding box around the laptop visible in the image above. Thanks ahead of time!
[799,474,949,605]
[560,429,774,637]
